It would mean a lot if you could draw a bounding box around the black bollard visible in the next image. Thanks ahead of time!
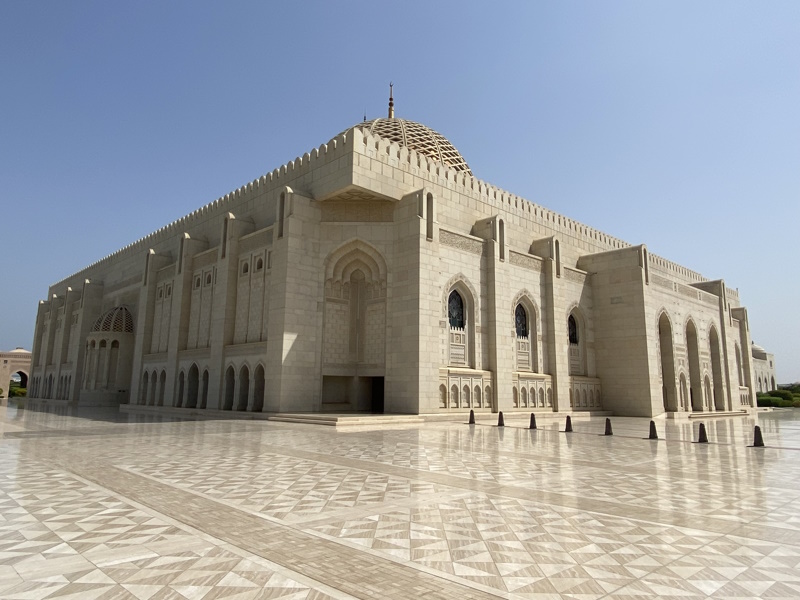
[604,417,613,436]
[753,425,764,447]
[697,422,708,443]
[649,420,659,440]
[565,415,573,433]
[497,411,505,427]
[469,409,475,425]
[529,413,537,430]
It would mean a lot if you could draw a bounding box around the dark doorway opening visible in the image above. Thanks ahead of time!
[321,375,385,413]
[16,372,28,389]
[371,377,384,414]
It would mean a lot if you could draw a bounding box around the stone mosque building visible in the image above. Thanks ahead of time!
[28,92,769,418]
[751,342,776,394]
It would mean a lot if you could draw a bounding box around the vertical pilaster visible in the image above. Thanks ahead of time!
[264,189,321,412]
[541,257,564,411]
[31,300,48,378]
[207,214,248,409]
[130,251,169,406]
[486,220,512,412]
[732,306,755,409]
[717,283,733,410]
[72,280,104,405]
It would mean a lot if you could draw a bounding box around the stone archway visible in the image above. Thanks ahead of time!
[658,312,677,412]
[321,240,387,412]
[186,364,199,409]
[686,320,703,412]
[1,348,30,401]
[709,326,725,411]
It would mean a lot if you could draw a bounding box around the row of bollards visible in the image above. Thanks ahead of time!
[695,422,764,447]
[469,410,765,446]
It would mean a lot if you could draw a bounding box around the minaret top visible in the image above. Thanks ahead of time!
[388,82,394,119]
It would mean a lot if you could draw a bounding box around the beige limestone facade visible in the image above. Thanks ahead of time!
[751,343,776,392]
[28,110,765,417]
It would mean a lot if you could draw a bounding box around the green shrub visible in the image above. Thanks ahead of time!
[757,396,794,408]
[770,389,795,402]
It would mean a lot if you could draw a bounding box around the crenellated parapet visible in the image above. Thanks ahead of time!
[647,252,707,285]
[50,121,720,294]
[352,126,638,256]
[50,130,357,290]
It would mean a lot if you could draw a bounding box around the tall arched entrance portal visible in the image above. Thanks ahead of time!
[321,241,387,413]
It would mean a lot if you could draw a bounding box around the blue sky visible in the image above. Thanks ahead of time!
[1,1,798,382]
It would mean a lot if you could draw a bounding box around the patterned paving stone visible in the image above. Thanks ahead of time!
[2,404,800,599]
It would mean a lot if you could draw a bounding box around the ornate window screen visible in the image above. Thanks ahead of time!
[448,291,465,329]
[515,304,528,338]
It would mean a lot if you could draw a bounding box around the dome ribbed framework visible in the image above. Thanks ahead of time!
[347,118,472,176]
[92,306,134,334]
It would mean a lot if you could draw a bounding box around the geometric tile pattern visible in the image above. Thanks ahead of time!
[3,404,800,599]
[128,454,441,521]
[0,452,345,599]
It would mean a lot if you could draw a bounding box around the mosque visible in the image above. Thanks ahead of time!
[27,91,771,417]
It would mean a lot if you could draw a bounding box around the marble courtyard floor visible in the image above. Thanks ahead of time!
[1,404,800,600]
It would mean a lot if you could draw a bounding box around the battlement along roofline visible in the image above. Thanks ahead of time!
[49,123,706,290]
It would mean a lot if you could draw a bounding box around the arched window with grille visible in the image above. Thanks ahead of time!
[448,291,465,328]
[567,311,585,375]
[515,304,528,338]
[448,290,467,366]
[568,315,579,344]
[514,302,536,371]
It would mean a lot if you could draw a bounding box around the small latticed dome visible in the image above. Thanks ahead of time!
[341,88,471,175]
[352,118,472,176]
[92,306,134,334]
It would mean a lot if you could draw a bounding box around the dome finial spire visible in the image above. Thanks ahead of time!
[388,82,394,119]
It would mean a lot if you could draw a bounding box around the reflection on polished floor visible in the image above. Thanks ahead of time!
[2,404,800,600]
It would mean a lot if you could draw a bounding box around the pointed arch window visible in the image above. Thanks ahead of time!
[567,312,585,375]
[515,304,528,338]
[568,315,579,344]
[448,291,465,329]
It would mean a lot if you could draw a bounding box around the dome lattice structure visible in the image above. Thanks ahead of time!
[346,117,472,176]
[92,306,134,334]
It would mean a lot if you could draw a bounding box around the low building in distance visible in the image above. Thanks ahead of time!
[1,348,31,401]
[751,343,776,392]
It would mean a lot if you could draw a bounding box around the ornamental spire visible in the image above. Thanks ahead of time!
[388,82,394,118]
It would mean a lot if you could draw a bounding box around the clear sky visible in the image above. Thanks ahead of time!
[1,1,798,382]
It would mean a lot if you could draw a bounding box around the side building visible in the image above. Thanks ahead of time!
[751,343,776,393]
[28,107,761,417]
[1,348,31,401]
